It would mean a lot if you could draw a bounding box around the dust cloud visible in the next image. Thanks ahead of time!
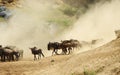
[0,0,120,58]
[58,0,120,52]
[0,0,62,58]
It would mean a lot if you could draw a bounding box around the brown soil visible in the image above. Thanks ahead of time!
[0,38,120,75]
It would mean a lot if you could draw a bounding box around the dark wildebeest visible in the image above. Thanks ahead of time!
[8,46,24,59]
[47,42,68,55]
[2,46,20,62]
[30,47,45,61]
[70,39,81,49]
[0,45,4,61]
[61,39,81,54]
[61,39,81,50]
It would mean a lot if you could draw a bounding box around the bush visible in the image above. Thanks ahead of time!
[48,18,72,27]
[84,69,96,75]
[59,4,78,17]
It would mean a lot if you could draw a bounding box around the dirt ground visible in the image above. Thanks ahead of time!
[0,38,120,75]
[0,55,71,75]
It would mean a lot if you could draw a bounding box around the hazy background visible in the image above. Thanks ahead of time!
[0,0,120,58]
[59,0,120,42]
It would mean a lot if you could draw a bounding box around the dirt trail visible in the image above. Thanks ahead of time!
[0,38,120,75]
[0,55,71,75]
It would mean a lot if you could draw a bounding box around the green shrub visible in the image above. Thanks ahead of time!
[47,18,72,27]
[71,72,81,75]
[0,17,5,22]
[59,4,78,17]
[84,69,96,75]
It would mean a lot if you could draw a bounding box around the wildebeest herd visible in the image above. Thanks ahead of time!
[0,39,81,62]
[48,39,81,55]
[0,45,23,62]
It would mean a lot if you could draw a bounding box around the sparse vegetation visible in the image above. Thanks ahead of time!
[48,18,73,27]
[0,17,4,20]
[59,0,112,18]
[70,69,96,75]
[59,4,78,17]
[71,72,81,75]
[84,69,96,75]
[62,0,112,8]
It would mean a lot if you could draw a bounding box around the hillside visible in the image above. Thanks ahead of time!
[30,38,120,75]
[0,0,19,6]
[0,38,120,75]
[0,0,120,75]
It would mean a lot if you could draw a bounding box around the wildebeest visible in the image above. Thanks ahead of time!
[0,46,20,62]
[48,39,81,55]
[61,39,81,49]
[48,42,70,55]
[61,39,81,54]
[0,45,4,61]
[2,46,20,61]
[30,47,45,61]
[8,46,24,59]
[48,42,62,55]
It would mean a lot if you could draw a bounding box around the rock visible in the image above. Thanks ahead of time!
[51,59,55,62]
[115,30,120,39]
[0,5,12,19]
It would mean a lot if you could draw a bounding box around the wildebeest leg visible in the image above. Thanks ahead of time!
[52,49,55,56]
[34,54,36,60]
[7,56,10,61]
[38,55,39,60]
[41,52,45,57]
[0,55,1,61]
[9,54,14,62]
[38,54,41,60]
[67,49,70,55]
[39,54,41,59]
[55,49,59,55]
[62,48,67,55]
[62,48,65,55]
[3,55,5,62]
[3,55,7,62]
[65,48,67,54]
[16,53,20,61]
[0,56,2,61]
[1,55,4,61]
[11,54,14,61]
[68,47,72,54]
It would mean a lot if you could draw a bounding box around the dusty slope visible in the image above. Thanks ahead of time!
[29,38,120,75]
[0,38,120,75]
[0,55,72,75]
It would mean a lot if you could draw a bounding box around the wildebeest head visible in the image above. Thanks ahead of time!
[48,42,51,50]
[30,47,37,50]
[48,42,62,50]
[48,42,55,50]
